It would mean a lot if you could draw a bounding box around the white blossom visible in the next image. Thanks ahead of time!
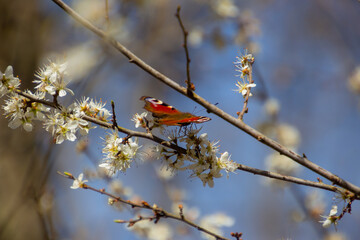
[70,173,88,189]
[43,106,88,144]
[56,121,77,144]
[3,94,34,132]
[217,152,238,175]
[234,52,254,66]
[0,65,20,96]
[234,81,256,97]
[319,205,338,228]
[132,112,148,128]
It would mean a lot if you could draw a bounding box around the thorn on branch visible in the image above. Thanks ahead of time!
[257,135,264,141]
[121,135,132,145]
[142,201,151,208]
[231,232,243,240]
[179,204,184,219]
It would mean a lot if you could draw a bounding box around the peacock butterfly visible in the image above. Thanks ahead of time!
[140,96,211,126]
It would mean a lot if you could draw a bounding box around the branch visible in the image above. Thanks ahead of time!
[16,89,353,197]
[59,172,231,240]
[175,6,193,92]
[51,0,360,197]
[237,164,356,198]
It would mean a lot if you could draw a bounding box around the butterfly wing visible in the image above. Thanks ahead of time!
[140,96,181,117]
[140,96,211,126]
[157,113,211,126]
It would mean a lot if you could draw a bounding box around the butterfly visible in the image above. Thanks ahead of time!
[140,96,211,126]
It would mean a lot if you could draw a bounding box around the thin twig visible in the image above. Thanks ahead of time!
[50,0,360,197]
[175,6,194,92]
[111,100,118,129]
[59,172,230,240]
[238,64,253,120]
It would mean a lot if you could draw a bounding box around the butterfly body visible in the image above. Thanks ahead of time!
[140,96,211,126]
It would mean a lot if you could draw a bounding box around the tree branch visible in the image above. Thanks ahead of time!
[50,0,360,197]
[16,89,353,197]
[59,172,231,240]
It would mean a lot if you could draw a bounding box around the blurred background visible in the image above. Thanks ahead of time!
[1,0,360,239]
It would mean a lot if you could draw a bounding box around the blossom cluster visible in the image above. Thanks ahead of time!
[1,63,114,145]
[132,112,237,187]
[1,63,144,176]
[34,61,73,97]
[99,131,141,175]
[151,128,237,188]
[233,51,256,97]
